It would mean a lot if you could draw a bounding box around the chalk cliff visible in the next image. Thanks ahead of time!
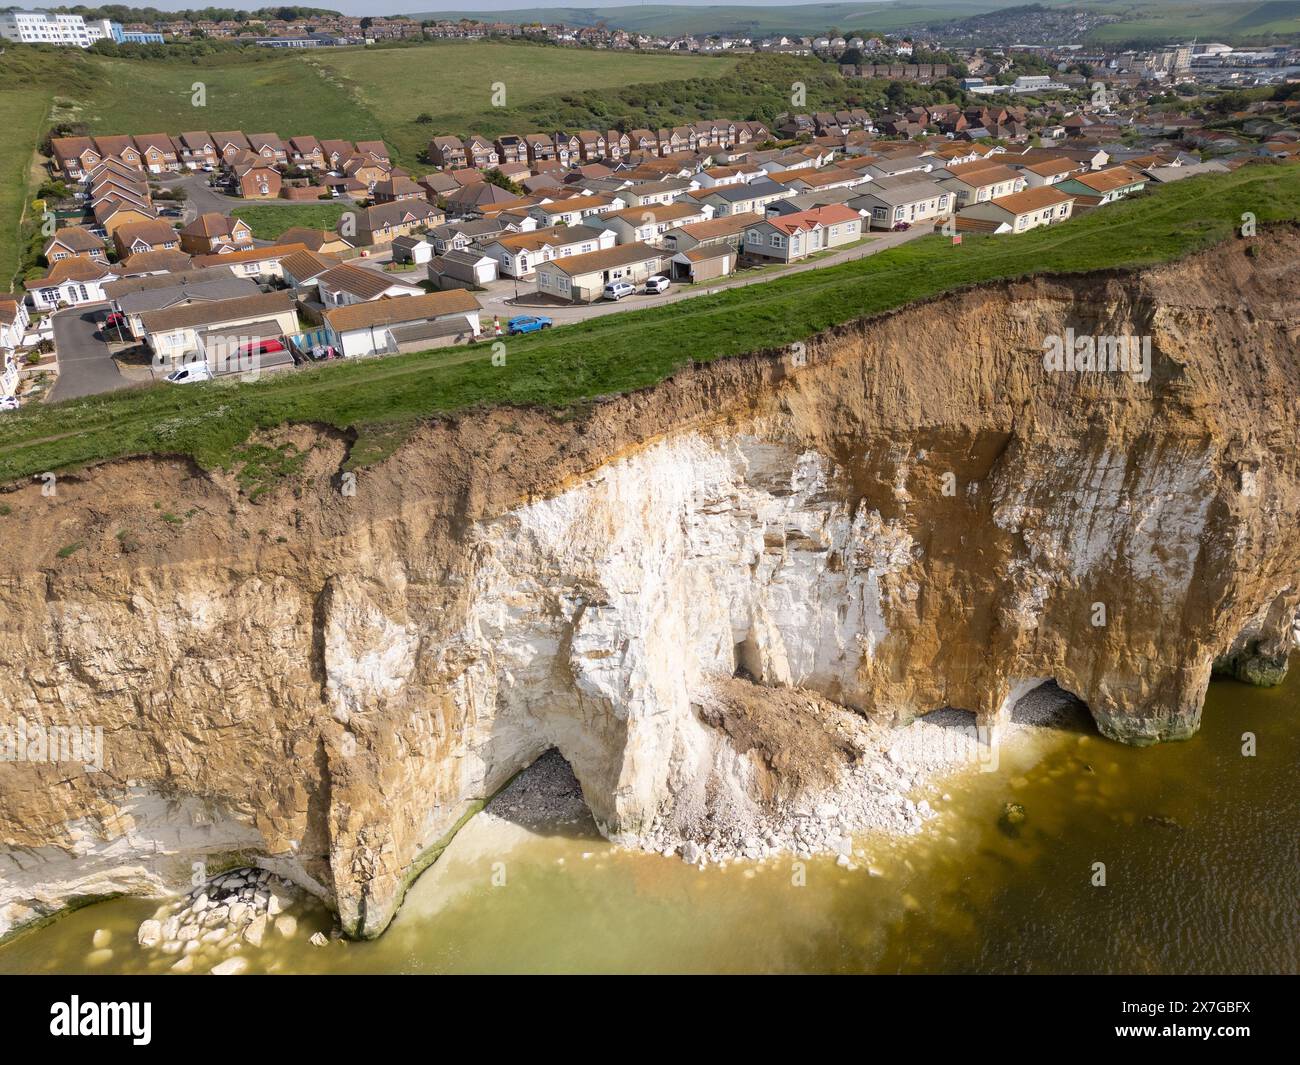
[1,230,1297,939]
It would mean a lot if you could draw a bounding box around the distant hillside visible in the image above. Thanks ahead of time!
[410,3,1005,37]
[412,1,1300,41]
[909,4,1122,44]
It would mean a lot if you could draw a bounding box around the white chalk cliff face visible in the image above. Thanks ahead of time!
[453,427,914,837]
[0,233,1297,940]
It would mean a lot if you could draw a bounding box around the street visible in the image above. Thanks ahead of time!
[47,304,134,402]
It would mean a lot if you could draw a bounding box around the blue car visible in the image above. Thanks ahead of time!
[507,315,553,335]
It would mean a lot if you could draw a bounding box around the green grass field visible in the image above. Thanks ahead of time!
[231,202,350,240]
[0,89,53,293]
[1085,1,1300,42]
[1,163,1296,485]
[72,51,384,145]
[306,41,739,163]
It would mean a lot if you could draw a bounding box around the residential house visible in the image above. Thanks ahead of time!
[315,262,423,308]
[1014,156,1081,187]
[592,202,713,246]
[323,290,482,357]
[178,213,253,255]
[958,186,1075,233]
[462,135,499,169]
[118,249,194,275]
[575,130,607,161]
[112,219,181,259]
[92,135,142,170]
[27,256,120,311]
[177,131,218,169]
[535,241,665,302]
[1,295,31,365]
[742,204,862,262]
[355,140,389,164]
[691,178,793,217]
[426,249,498,291]
[279,250,339,290]
[94,197,157,236]
[495,135,527,165]
[429,136,467,169]
[372,176,425,203]
[50,136,101,179]
[478,224,615,279]
[289,136,325,169]
[275,227,354,256]
[139,289,299,367]
[320,139,355,171]
[352,201,444,247]
[850,179,953,230]
[527,195,624,228]
[618,179,694,208]
[247,133,288,166]
[234,159,282,199]
[134,133,180,173]
[43,226,106,264]
[444,182,517,215]
[1054,166,1147,207]
[105,270,260,338]
[211,131,251,163]
[937,162,1025,207]
[660,211,763,254]
[553,132,581,168]
[524,134,555,166]
[342,154,391,192]
[192,242,310,281]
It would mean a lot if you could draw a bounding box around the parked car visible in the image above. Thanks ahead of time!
[892,221,912,232]
[102,311,126,332]
[643,275,670,295]
[507,315,552,335]
[603,281,636,301]
[234,338,287,360]
[163,363,213,384]
[0,396,20,412]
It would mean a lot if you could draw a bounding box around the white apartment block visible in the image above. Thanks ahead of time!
[0,11,114,47]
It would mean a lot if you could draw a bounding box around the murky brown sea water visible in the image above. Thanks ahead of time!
[3,675,1296,975]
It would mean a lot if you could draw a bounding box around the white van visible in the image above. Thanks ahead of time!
[164,363,214,384]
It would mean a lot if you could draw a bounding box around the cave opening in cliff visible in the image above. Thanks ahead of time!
[1010,680,1095,734]
[484,748,600,840]
[733,635,762,682]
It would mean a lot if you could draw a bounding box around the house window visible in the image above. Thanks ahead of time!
[769,234,785,248]
[747,231,760,244]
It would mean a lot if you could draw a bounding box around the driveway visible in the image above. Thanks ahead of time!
[48,305,135,402]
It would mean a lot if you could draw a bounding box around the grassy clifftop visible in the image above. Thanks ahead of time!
[1,162,1296,485]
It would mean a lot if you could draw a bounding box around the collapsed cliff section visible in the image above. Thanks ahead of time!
[1,230,1297,941]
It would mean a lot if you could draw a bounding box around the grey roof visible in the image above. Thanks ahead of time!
[706,179,786,202]
[441,248,494,266]
[114,277,259,315]
[866,157,932,176]
[768,187,861,214]
[849,179,946,207]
